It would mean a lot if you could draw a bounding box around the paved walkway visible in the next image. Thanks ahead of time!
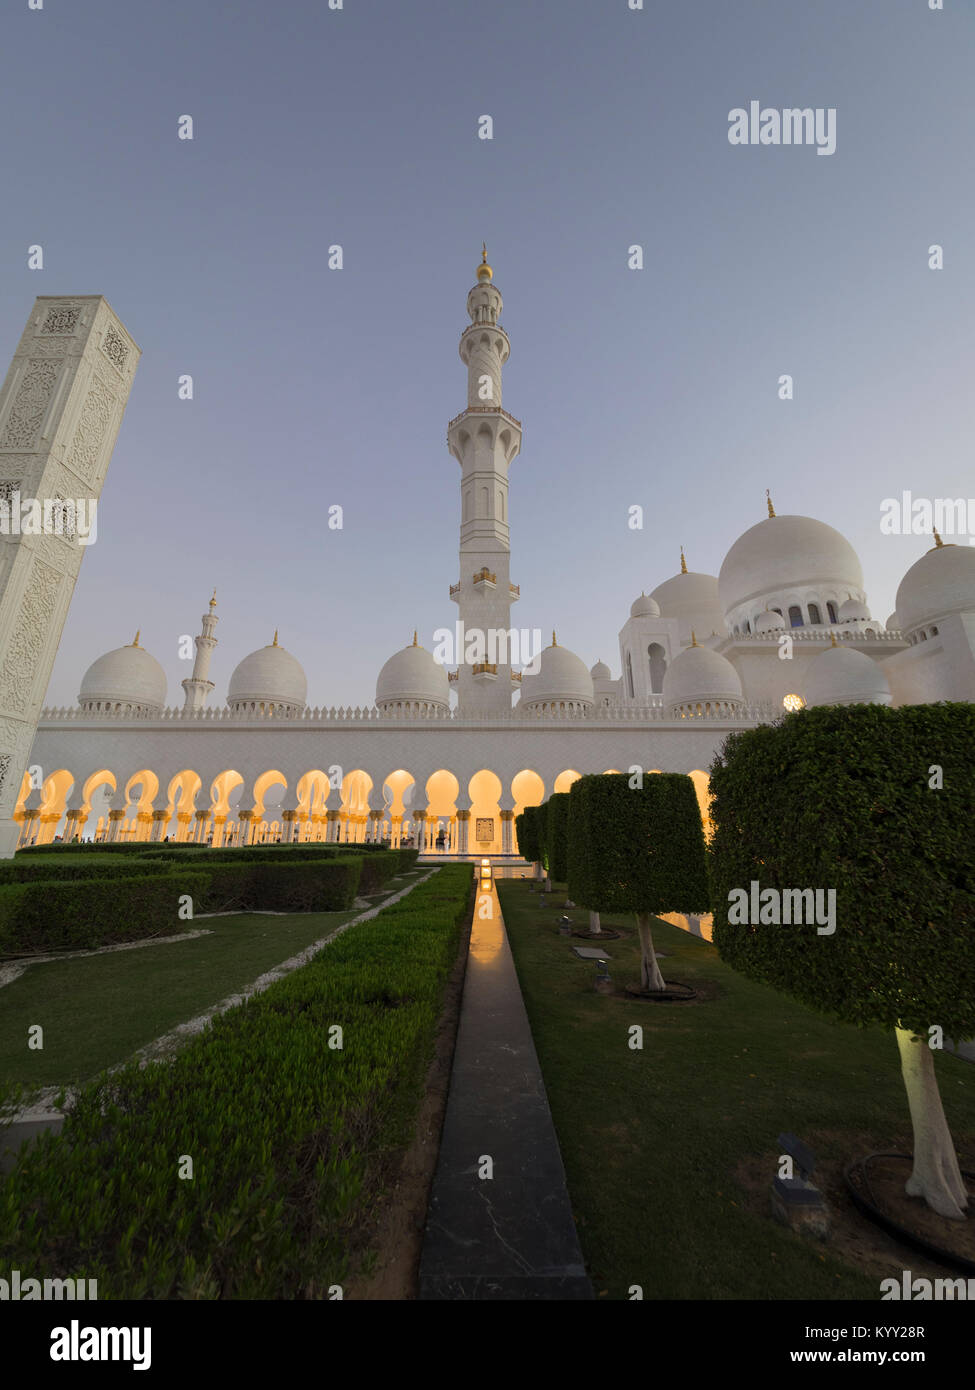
[419,874,592,1299]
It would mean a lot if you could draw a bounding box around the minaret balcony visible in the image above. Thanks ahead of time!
[473,568,497,591]
[510,671,522,683]
[472,662,498,680]
[509,582,520,601]
[447,405,522,432]
[447,670,459,683]
[449,582,461,602]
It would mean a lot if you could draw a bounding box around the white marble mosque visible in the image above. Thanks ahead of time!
[3,255,975,857]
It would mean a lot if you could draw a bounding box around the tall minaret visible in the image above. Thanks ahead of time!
[181,590,219,712]
[0,297,140,857]
[447,248,522,712]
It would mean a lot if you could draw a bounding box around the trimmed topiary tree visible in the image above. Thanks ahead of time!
[567,784,601,934]
[516,805,543,880]
[546,793,571,885]
[569,772,710,989]
[709,702,975,1220]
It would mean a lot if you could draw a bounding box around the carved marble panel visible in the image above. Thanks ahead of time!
[0,558,62,715]
[0,359,60,449]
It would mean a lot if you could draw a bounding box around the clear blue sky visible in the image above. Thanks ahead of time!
[3,0,973,709]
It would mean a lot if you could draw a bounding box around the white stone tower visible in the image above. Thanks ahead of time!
[181,591,219,712]
[0,297,140,857]
[447,249,522,712]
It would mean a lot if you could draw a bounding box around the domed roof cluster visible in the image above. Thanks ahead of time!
[661,635,743,717]
[521,634,594,710]
[895,534,975,635]
[630,593,660,619]
[228,633,307,712]
[805,639,891,708]
[649,553,726,638]
[79,634,167,714]
[376,633,449,711]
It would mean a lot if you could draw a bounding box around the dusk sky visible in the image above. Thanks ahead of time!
[3,0,973,709]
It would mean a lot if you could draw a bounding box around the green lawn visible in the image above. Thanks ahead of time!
[0,869,426,1090]
[498,878,975,1301]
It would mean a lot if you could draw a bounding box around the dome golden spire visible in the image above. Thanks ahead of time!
[412,630,418,647]
[830,630,838,647]
[476,243,493,283]
[272,630,279,647]
[131,630,141,648]
[933,529,943,548]
[680,546,688,575]
[766,489,776,519]
[690,630,698,647]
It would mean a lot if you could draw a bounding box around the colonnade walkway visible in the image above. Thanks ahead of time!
[419,868,593,1299]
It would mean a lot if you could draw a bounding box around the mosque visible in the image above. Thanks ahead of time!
[13,253,975,854]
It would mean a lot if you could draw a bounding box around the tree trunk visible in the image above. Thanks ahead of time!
[589,910,601,936]
[544,875,552,893]
[534,862,543,880]
[895,1026,968,1219]
[635,912,666,992]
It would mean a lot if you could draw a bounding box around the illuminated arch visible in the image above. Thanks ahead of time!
[553,769,581,795]
[468,769,503,855]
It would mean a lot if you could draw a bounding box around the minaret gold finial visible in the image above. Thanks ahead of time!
[766,489,776,518]
[412,630,418,647]
[482,242,487,262]
[680,546,688,575]
[933,529,943,548]
[272,630,278,647]
[209,588,217,607]
[830,630,838,647]
[476,244,493,283]
[131,630,140,648]
[691,630,698,647]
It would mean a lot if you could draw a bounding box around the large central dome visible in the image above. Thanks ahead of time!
[719,513,864,622]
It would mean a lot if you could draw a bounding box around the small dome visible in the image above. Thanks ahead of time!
[650,570,726,637]
[894,539,975,634]
[228,635,307,711]
[590,659,612,680]
[754,609,787,633]
[662,640,743,715]
[719,514,863,617]
[79,636,166,713]
[521,638,594,708]
[886,611,900,632]
[839,598,870,623]
[629,593,661,619]
[805,645,891,708]
[376,636,449,709]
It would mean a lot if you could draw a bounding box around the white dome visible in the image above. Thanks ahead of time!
[719,514,864,617]
[376,638,449,709]
[805,645,891,708]
[630,593,661,618]
[894,540,975,634]
[521,640,594,708]
[650,569,726,637]
[79,639,167,712]
[886,611,900,632]
[839,598,870,622]
[754,609,787,633]
[590,659,612,680]
[228,637,307,711]
[662,641,743,715]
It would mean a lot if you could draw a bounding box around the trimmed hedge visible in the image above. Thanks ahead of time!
[567,773,710,914]
[193,858,363,916]
[0,864,474,1298]
[515,807,541,865]
[0,873,211,955]
[0,858,176,886]
[709,703,975,1038]
[545,793,571,883]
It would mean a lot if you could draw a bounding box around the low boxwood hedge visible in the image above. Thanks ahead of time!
[0,864,474,1298]
[0,858,176,886]
[0,872,211,955]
